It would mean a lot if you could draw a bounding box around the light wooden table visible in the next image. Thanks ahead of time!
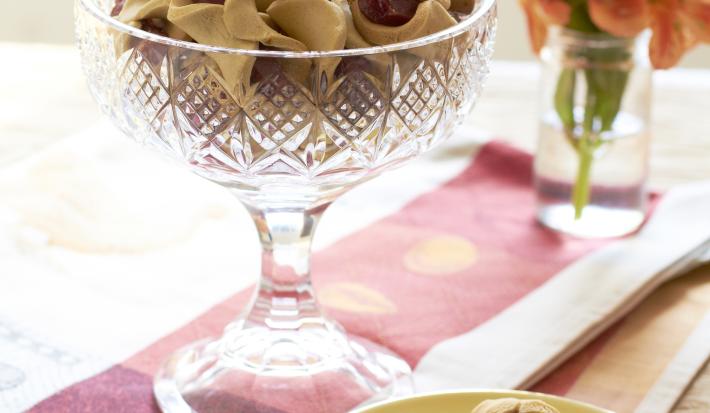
[1,42,709,412]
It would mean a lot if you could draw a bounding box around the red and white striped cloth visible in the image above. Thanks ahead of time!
[1,123,709,413]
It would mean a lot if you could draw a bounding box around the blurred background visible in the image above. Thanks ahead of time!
[2,1,709,67]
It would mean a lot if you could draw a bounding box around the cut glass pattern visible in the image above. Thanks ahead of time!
[75,0,497,197]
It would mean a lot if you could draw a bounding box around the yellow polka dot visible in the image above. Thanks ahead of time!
[318,282,397,314]
[403,235,477,275]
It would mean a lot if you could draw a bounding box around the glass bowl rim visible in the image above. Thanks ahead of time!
[77,0,496,58]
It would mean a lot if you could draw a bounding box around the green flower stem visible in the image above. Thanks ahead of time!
[571,78,598,219]
[553,47,630,220]
[549,4,633,220]
[572,135,595,219]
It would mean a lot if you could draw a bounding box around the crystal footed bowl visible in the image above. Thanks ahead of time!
[75,0,497,411]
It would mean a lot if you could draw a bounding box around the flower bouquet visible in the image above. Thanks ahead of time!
[520,0,710,235]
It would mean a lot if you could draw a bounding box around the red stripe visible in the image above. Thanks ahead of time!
[29,142,617,412]
[313,142,607,365]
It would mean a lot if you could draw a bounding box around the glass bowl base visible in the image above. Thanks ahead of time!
[153,329,413,413]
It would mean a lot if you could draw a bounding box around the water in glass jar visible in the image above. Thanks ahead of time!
[534,110,649,238]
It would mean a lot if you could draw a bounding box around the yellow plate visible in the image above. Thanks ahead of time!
[353,390,613,413]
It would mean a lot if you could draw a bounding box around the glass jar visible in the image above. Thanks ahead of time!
[534,27,652,238]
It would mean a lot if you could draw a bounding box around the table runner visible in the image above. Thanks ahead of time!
[1,125,710,412]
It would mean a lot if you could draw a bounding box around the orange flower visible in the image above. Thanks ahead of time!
[519,0,572,53]
[680,0,710,42]
[520,0,709,69]
[588,0,650,37]
[537,0,574,25]
[520,0,548,53]
[649,0,698,68]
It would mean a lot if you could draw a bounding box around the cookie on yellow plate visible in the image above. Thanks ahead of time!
[473,398,560,413]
